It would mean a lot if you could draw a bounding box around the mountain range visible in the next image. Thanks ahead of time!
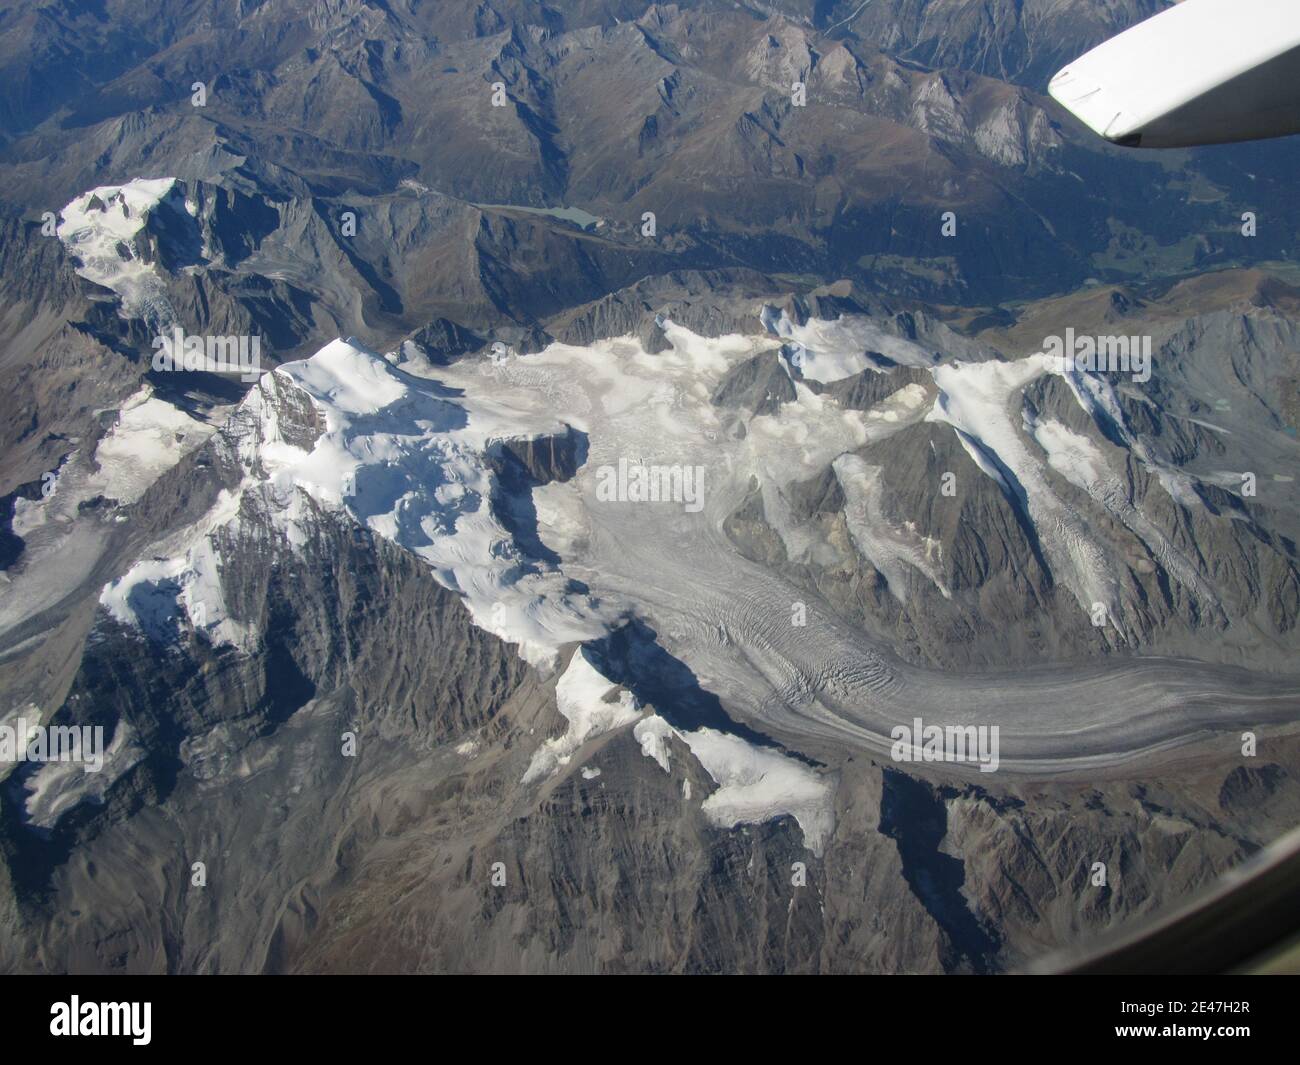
[0,0,1297,974]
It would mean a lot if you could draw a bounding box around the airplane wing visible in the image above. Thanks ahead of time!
[1048,0,1300,148]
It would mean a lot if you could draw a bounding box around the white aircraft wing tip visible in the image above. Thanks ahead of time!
[1048,0,1300,149]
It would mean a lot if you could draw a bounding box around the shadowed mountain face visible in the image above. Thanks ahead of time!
[0,0,1298,974]
[806,0,1174,87]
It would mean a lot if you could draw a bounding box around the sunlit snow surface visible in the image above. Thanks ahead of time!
[526,647,834,853]
[632,708,834,854]
[760,305,940,380]
[88,388,212,505]
[13,386,211,543]
[272,339,624,664]
[57,178,180,330]
[1,385,218,640]
[102,338,622,666]
[928,354,1123,624]
[523,647,641,783]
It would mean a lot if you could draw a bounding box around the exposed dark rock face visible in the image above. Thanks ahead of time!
[713,350,797,416]
[488,427,589,487]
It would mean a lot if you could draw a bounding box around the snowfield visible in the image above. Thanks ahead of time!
[87,312,1300,850]
[87,387,213,505]
[57,178,181,331]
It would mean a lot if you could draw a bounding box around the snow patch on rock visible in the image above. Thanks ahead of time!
[927,355,1122,625]
[633,708,834,855]
[23,722,145,830]
[834,453,951,601]
[761,306,940,380]
[523,647,641,783]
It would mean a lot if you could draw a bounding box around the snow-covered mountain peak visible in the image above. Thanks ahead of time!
[56,177,184,330]
[104,336,621,668]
